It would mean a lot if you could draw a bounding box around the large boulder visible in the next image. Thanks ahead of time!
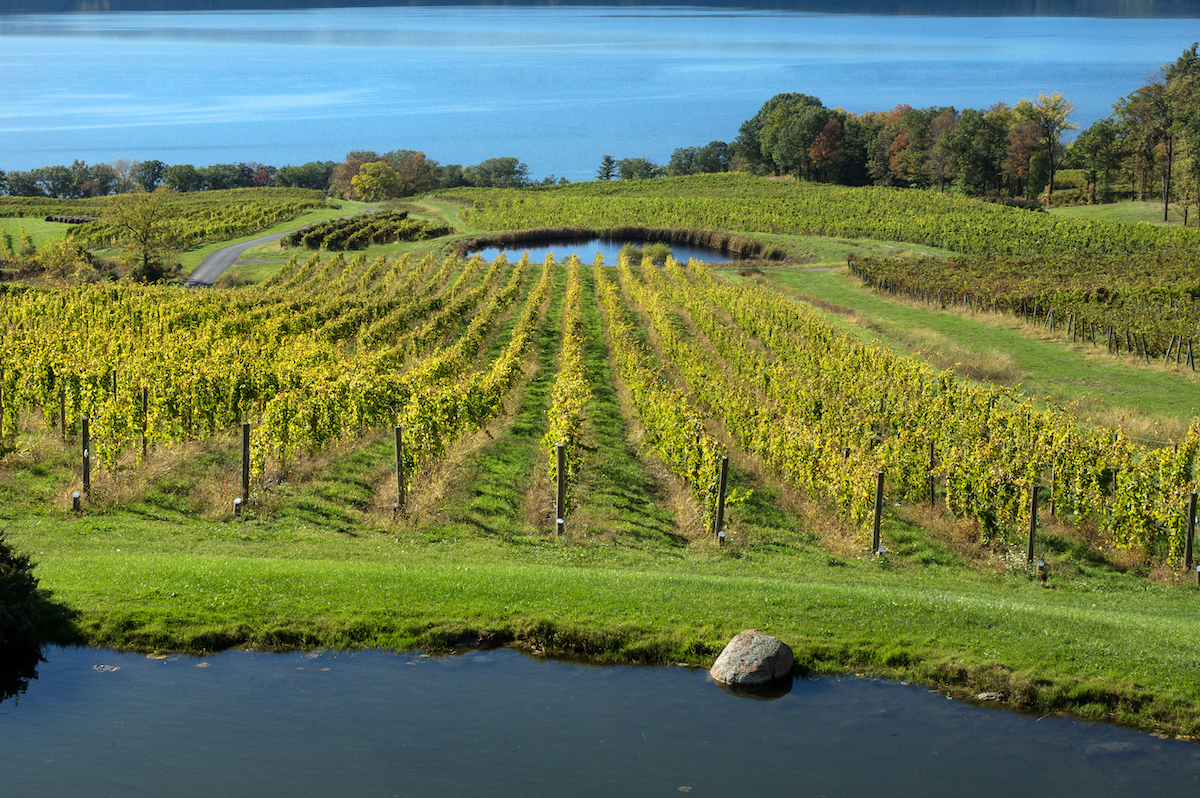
[710,629,793,686]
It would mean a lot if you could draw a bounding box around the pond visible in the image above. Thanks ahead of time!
[4,647,1199,796]
[472,239,727,265]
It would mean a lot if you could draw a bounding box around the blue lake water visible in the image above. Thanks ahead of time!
[4,646,1200,796]
[1,6,1198,180]
[474,237,729,263]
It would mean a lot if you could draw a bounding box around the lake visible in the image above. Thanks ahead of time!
[4,646,1200,796]
[472,237,730,263]
[1,6,1197,180]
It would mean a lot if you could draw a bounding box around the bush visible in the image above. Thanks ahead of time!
[0,531,41,652]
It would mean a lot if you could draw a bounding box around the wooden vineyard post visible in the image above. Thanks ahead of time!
[1186,492,1198,572]
[928,440,936,510]
[1048,465,1056,519]
[872,470,884,555]
[241,422,251,503]
[713,455,729,545]
[59,386,66,440]
[394,425,406,514]
[555,443,566,537]
[81,415,91,496]
[1027,484,1040,564]
[141,387,148,460]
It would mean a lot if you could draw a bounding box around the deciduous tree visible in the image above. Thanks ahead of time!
[103,186,182,281]
[1014,92,1077,202]
[350,161,401,201]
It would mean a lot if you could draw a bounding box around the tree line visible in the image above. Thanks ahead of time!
[0,151,556,202]
[602,42,1200,218]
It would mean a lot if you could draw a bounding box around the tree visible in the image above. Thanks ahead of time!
[807,117,845,182]
[88,162,119,197]
[386,150,439,195]
[597,155,617,180]
[1014,92,1077,202]
[109,158,139,193]
[1072,117,1123,203]
[164,164,203,193]
[615,157,663,180]
[947,104,1012,196]
[37,238,96,279]
[33,165,72,198]
[759,100,837,178]
[134,159,166,192]
[436,163,468,189]
[463,157,530,188]
[923,108,959,191]
[5,171,39,197]
[103,186,182,281]
[329,151,379,198]
[732,93,823,174]
[275,161,336,192]
[350,161,401,201]
[1004,118,1042,199]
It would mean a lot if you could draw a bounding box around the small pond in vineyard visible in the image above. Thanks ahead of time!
[3,647,1200,796]
[471,238,727,265]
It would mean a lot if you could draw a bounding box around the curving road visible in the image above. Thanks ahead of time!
[183,231,288,287]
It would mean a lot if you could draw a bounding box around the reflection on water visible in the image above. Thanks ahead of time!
[472,239,727,264]
[3,647,1199,796]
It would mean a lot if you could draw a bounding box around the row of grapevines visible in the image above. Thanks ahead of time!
[542,255,592,511]
[399,256,555,472]
[660,257,1200,556]
[0,250,505,475]
[848,254,1200,364]
[594,257,723,528]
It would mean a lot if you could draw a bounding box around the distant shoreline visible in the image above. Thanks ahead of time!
[2,0,1200,20]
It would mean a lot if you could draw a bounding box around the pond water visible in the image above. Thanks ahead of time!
[473,238,727,264]
[1,7,1197,179]
[4,646,1200,796]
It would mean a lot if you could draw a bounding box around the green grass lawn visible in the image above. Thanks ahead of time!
[1050,200,1187,226]
[0,218,76,251]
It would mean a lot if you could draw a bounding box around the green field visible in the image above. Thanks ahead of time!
[4,177,1200,738]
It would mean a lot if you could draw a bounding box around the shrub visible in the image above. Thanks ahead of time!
[0,531,41,652]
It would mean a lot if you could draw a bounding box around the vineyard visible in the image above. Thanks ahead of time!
[1,247,1196,560]
[6,178,1200,732]
[282,211,452,251]
[444,175,1200,375]
[848,253,1200,367]
[0,188,325,264]
[441,174,1200,258]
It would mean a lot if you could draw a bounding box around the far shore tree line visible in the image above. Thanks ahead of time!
[604,43,1200,221]
[0,151,555,203]
[3,43,1199,216]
